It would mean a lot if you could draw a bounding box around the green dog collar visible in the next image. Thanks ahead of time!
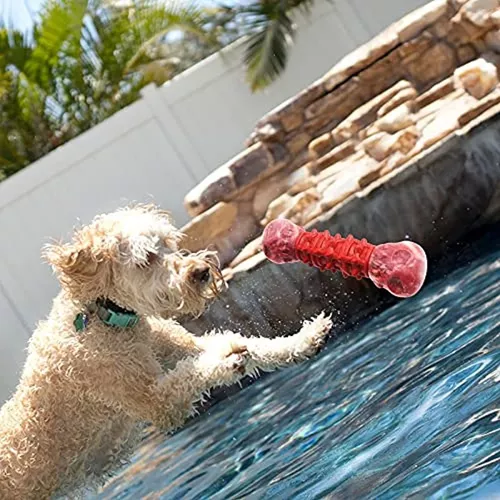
[74,299,139,332]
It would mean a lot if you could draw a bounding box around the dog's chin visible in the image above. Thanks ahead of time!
[157,294,209,320]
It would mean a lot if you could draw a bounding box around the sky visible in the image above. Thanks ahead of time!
[1,0,221,32]
[1,0,45,31]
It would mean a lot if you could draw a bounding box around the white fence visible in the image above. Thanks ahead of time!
[0,0,428,403]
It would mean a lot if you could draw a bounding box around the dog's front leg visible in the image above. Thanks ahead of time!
[199,312,333,373]
[92,347,248,432]
[147,317,204,370]
[151,348,251,430]
[244,312,332,371]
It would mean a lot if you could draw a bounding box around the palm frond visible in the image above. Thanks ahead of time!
[124,1,216,78]
[243,1,294,92]
[27,0,90,92]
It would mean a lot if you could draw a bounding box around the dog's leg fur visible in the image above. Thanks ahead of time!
[147,317,203,370]
[202,313,333,373]
[90,346,249,433]
[149,313,332,374]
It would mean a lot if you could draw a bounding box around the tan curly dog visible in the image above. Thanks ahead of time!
[0,204,332,499]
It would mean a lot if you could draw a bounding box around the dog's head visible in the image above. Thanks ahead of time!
[44,204,225,317]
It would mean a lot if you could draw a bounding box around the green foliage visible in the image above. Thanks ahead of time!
[0,0,228,179]
[234,0,315,91]
[0,0,315,180]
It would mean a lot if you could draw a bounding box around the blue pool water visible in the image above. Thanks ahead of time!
[95,236,500,499]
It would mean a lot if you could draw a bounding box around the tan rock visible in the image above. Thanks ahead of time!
[359,149,413,189]
[228,252,267,276]
[384,150,412,174]
[320,158,379,211]
[287,165,311,186]
[184,167,236,217]
[415,112,439,133]
[377,87,418,117]
[417,97,472,148]
[459,0,499,28]
[287,166,316,195]
[252,122,284,143]
[310,140,357,174]
[315,153,367,193]
[184,141,282,216]
[362,126,419,161]
[321,177,359,211]
[328,82,414,144]
[394,127,420,154]
[316,173,340,195]
[261,188,321,226]
[289,177,317,196]
[229,142,274,189]
[283,189,322,225]
[397,31,435,64]
[453,58,499,98]
[357,49,404,98]
[395,0,448,42]
[309,132,334,159]
[181,202,238,252]
[416,89,465,122]
[252,172,291,220]
[221,212,261,267]
[361,132,389,161]
[403,41,456,89]
[485,29,500,52]
[458,87,500,125]
[249,84,324,143]
[281,112,304,132]
[305,78,359,120]
[266,141,289,166]
[287,132,311,156]
[261,193,293,226]
[337,81,414,133]
[458,44,479,65]
[416,77,455,108]
[302,205,325,225]
[376,103,416,133]
[304,113,337,136]
[446,13,489,47]
[358,164,385,189]
[429,2,459,38]
[346,80,413,123]
[331,119,359,144]
[229,235,263,268]
[322,28,400,91]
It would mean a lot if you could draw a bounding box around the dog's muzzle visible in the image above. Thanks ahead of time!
[190,257,227,299]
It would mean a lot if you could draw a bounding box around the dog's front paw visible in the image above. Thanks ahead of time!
[298,311,333,357]
[225,348,249,376]
[197,344,249,386]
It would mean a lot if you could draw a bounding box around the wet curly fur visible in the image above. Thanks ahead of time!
[0,204,332,499]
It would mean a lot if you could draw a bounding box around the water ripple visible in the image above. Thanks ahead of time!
[95,245,500,500]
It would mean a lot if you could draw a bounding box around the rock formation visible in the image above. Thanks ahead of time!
[179,0,500,338]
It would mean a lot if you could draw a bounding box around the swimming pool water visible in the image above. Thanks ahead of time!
[94,234,500,500]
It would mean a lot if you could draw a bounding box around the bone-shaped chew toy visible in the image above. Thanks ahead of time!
[262,219,428,298]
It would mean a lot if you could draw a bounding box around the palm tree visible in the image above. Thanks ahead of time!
[0,0,226,177]
[0,27,58,178]
[229,0,315,92]
[0,0,314,179]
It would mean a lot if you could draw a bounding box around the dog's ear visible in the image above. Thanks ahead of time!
[43,241,108,296]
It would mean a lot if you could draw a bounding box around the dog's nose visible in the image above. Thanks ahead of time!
[192,266,211,284]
